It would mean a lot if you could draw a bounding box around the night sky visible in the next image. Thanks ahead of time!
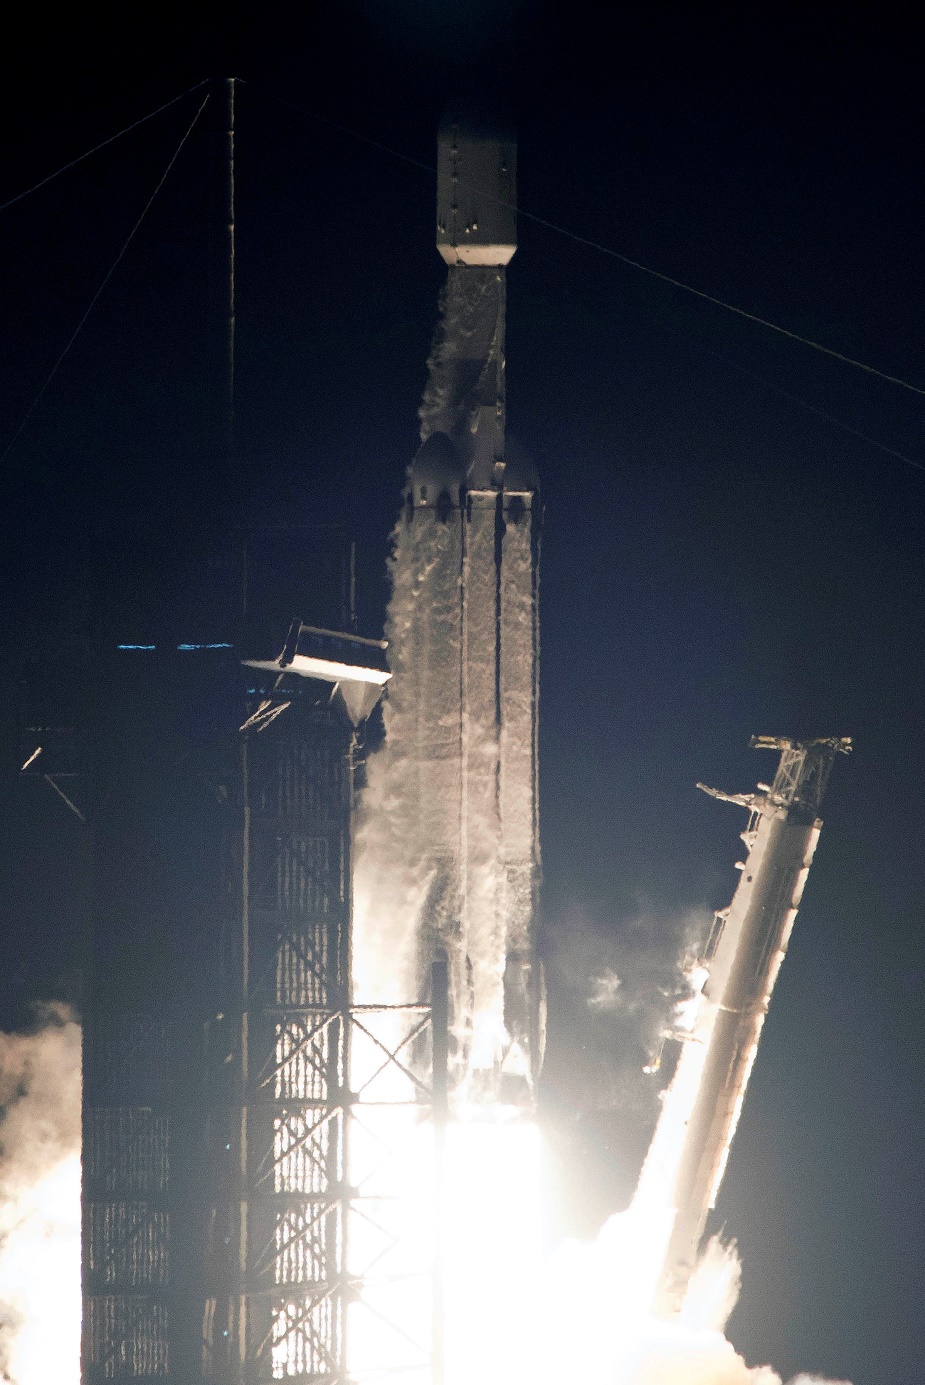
[2,5,924,1383]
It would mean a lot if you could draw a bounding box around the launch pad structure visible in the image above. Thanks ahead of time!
[79,623,451,1385]
[200,624,444,1383]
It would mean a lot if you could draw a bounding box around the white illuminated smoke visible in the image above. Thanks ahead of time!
[0,539,852,1385]
[0,1005,81,1385]
[0,645,853,1385]
[353,492,538,1085]
[351,490,852,1384]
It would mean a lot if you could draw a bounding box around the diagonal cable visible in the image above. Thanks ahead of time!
[242,78,925,403]
[691,339,925,473]
[514,209,925,400]
[0,92,210,467]
[0,79,209,215]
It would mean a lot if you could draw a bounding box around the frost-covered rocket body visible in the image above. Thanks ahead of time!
[354,116,542,1105]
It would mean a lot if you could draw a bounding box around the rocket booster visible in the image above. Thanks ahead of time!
[653,735,851,1314]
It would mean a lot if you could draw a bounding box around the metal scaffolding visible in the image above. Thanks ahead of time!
[69,622,443,1384]
[202,660,443,1385]
[654,734,851,1314]
[83,1014,172,1378]
[78,645,237,1383]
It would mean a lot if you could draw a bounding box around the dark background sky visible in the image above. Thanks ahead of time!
[2,4,925,1382]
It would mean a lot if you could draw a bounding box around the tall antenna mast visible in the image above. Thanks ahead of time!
[225,76,246,621]
[226,76,235,460]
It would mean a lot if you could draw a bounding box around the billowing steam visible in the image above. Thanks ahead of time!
[351,480,853,1384]
[0,536,852,1385]
[0,1005,81,1385]
[534,1214,850,1385]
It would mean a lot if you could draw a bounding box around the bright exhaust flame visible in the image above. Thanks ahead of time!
[0,998,852,1384]
[0,1006,81,1385]
[343,1106,851,1385]
[347,487,852,1384]
[345,890,845,1385]
[439,1119,544,1385]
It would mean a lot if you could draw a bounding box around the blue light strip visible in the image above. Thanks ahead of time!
[117,643,234,652]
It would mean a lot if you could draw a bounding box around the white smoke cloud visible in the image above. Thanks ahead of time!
[681,1235,742,1333]
[788,1378,852,1385]
[588,967,623,1012]
[0,1005,81,1385]
[536,1217,850,1385]
[547,901,712,1025]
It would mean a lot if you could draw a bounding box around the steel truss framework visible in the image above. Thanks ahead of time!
[77,664,442,1384]
[83,1014,172,1380]
[203,693,441,1385]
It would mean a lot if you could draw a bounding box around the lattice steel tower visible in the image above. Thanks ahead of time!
[195,622,440,1385]
[202,667,357,1379]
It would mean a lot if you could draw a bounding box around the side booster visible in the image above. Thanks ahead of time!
[656,735,851,1314]
[398,113,542,1105]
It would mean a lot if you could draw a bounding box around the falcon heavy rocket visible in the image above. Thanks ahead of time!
[370,112,543,1106]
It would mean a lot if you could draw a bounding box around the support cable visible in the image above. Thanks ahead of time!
[515,212,925,401]
[226,76,236,462]
[0,79,209,215]
[241,80,925,402]
[622,287,925,472]
[0,92,210,467]
[689,339,925,473]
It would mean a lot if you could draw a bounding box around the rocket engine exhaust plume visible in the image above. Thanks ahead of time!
[0,1004,81,1385]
